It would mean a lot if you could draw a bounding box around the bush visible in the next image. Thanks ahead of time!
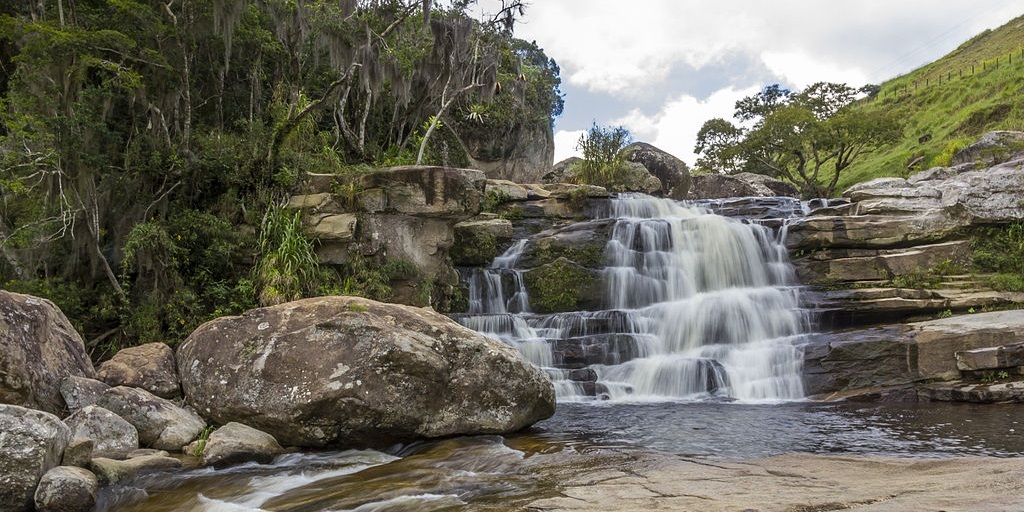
[573,122,632,189]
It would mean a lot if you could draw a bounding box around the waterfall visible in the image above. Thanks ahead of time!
[456,194,809,402]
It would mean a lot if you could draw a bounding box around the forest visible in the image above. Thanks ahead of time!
[0,0,563,356]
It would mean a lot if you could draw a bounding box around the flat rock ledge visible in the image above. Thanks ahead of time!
[526,451,1024,512]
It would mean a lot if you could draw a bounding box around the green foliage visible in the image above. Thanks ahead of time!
[887,258,963,289]
[971,222,1024,292]
[696,82,902,198]
[838,15,1024,189]
[0,0,559,357]
[254,205,325,306]
[482,189,514,213]
[573,122,633,189]
[523,258,597,313]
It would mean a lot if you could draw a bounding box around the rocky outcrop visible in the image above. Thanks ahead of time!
[177,296,555,448]
[789,135,1024,326]
[198,422,285,468]
[0,291,95,415]
[951,130,1024,166]
[95,386,205,451]
[96,342,180,399]
[622,142,691,200]
[290,166,486,310]
[803,310,1024,398]
[467,119,555,184]
[689,172,798,199]
[0,404,71,512]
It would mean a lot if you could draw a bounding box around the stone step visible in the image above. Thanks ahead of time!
[550,334,651,368]
[956,343,1024,371]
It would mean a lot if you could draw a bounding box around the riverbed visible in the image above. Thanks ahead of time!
[97,400,1024,511]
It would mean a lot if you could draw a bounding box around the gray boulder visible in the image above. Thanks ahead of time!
[64,405,139,457]
[622,142,692,199]
[95,386,205,451]
[33,466,97,512]
[0,404,71,512]
[177,296,555,448]
[0,290,95,415]
[951,130,1024,166]
[96,342,180,399]
[690,173,797,199]
[198,422,285,467]
[89,453,181,486]
[59,376,109,413]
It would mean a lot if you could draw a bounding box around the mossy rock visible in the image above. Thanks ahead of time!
[451,218,514,266]
[519,219,613,269]
[523,258,602,313]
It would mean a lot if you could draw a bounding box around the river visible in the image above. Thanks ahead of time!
[96,194,1024,510]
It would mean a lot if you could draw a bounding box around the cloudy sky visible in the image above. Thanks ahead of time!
[481,1,1022,165]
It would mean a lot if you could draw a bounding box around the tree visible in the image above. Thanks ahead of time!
[695,82,902,198]
[573,122,632,188]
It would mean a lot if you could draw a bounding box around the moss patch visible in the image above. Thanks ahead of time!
[523,258,601,313]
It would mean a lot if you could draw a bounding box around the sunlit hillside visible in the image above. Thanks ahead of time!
[839,14,1024,191]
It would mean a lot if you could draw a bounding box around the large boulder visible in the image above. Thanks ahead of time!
[95,386,205,451]
[0,291,95,415]
[622,142,692,199]
[177,296,555,448]
[33,466,97,512]
[0,404,71,512]
[466,119,555,184]
[198,422,285,468]
[59,376,109,413]
[356,166,485,220]
[96,342,180,399]
[689,173,797,199]
[64,405,140,457]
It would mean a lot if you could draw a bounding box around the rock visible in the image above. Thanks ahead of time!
[95,386,205,451]
[615,161,663,193]
[61,439,93,468]
[0,404,71,512]
[525,451,1024,512]
[540,183,610,199]
[59,376,109,413]
[956,343,1024,371]
[785,212,963,251]
[89,454,182,486]
[63,405,139,457]
[523,258,603,314]
[793,240,971,284]
[177,296,555,448]
[199,422,285,468]
[543,157,581,184]
[688,173,782,198]
[951,130,1024,166]
[466,119,554,184]
[921,380,1024,403]
[907,310,1024,381]
[803,310,1024,396]
[0,290,95,415]
[485,179,532,201]
[621,142,692,199]
[451,217,515,266]
[96,342,180,399]
[356,166,485,220]
[33,466,97,512]
[306,213,358,241]
[518,220,614,269]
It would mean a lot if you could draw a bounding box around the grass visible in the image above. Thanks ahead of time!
[835,15,1024,192]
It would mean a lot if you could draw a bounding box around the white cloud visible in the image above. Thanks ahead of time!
[610,86,761,166]
[759,51,869,90]
[553,129,585,163]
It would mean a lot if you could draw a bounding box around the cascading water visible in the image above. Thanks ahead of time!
[455,194,810,402]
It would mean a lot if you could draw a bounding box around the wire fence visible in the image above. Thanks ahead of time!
[878,47,1024,99]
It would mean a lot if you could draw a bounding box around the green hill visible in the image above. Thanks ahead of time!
[839,14,1024,191]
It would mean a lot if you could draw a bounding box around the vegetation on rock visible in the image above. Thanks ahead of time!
[0,0,561,353]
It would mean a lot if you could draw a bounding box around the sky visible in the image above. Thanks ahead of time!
[477,1,1023,165]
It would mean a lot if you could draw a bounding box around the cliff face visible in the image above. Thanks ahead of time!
[465,119,555,184]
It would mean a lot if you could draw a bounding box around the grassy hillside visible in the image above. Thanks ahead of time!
[838,14,1024,192]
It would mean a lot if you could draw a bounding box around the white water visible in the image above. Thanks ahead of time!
[458,194,809,402]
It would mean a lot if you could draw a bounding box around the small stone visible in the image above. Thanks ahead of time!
[33,466,98,512]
